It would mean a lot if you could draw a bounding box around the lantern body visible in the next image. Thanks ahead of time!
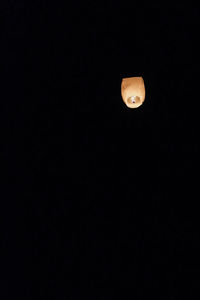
[121,77,145,108]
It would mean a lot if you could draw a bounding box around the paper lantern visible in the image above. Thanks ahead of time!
[121,77,145,108]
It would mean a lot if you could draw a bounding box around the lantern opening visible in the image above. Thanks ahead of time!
[127,96,140,104]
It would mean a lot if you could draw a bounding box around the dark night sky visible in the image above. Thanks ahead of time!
[1,1,200,299]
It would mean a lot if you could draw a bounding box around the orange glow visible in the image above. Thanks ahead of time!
[121,77,145,108]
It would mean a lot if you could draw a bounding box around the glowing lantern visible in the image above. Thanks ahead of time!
[121,76,145,108]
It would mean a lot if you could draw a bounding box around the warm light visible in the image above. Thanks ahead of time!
[121,77,145,108]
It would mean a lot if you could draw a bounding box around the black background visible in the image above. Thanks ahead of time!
[1,1,200,299]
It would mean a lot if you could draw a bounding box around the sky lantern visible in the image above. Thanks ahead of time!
[121,77,145,109]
